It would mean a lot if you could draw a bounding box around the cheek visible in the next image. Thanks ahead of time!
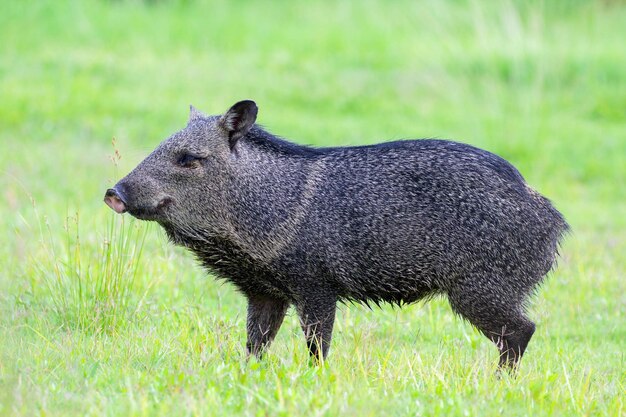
[169,167,207,183]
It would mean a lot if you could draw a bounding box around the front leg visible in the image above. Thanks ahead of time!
[246,294,290,358]
[296,294,337,362]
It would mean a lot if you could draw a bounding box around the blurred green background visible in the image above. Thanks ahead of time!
[1,1,625,416]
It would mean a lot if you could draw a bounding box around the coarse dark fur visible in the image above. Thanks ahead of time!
[104,100,569,370]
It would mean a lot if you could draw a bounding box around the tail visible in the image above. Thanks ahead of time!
[526,184,570,275]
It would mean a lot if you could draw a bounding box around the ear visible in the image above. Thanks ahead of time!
[219,100,258,150]
[188,105,206,124]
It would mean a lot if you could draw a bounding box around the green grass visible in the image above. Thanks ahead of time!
[1,0,625,415]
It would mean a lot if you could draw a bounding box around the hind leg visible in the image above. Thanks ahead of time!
[486,314,535,369]
[447,279,536,371]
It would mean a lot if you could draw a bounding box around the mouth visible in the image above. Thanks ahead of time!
[126,207,159,221]
[126,198,173,221]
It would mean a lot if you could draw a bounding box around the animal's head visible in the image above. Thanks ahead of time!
[104,100,258,233]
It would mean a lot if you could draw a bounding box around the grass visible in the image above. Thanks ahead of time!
[1,0,625,415]
[36,211,150,331]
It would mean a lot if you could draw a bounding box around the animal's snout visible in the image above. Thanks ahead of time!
[104,186,127,214]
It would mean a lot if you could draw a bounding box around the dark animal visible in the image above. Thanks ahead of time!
[104,100,568,369]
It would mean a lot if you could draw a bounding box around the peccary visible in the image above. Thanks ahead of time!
[104,100,568,369]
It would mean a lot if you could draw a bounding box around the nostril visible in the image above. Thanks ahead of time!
[104,187,127,214]
[106,185,127,203]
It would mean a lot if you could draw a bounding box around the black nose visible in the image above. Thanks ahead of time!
[104,185,128,214]
[105,187,122,200]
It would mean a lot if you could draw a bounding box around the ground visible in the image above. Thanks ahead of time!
[0,0,625,416]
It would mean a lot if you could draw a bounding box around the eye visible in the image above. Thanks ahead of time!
[177,153,204,168]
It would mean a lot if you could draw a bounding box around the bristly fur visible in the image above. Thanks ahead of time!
[108,100,569,368]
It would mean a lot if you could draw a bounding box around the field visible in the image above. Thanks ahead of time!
[1,0,625,415]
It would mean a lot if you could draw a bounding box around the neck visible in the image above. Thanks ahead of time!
[222,137,325,264]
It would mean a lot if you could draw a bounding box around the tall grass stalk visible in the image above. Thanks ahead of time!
[37,211,150,331]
